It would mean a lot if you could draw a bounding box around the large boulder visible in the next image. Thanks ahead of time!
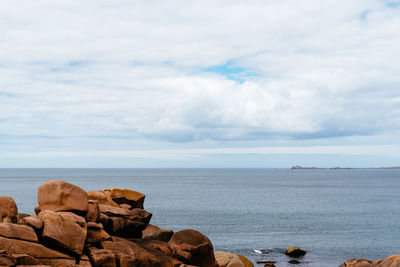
[285,247,307,258]
[105,188,145,209]
[86,200,100,223]
[0,196,18,223]
[169,229,218,267]
[214,251,244,267]
[142,224,174,242]
[0,223,38,242]
[38,181,88,216]
[38,210,87,256]
[88,190,119,207]
[0,236,74,260]
[102,239,182,267]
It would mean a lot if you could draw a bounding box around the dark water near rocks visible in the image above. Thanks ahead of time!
[0,168,399,266]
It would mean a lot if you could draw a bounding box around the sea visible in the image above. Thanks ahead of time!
[0,168,399,267]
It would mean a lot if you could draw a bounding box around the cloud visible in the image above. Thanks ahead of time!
[0,0,399,144]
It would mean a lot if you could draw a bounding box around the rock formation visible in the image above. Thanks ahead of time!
[0,180,253,267]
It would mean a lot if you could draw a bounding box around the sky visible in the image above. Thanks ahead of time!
[0,0,399,168]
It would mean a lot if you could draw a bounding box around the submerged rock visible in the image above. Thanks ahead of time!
[285,246,307,258]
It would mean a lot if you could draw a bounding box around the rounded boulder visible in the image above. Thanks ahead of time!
[38,180,88,215]
[169,229,218,267]
[0,196,18,223]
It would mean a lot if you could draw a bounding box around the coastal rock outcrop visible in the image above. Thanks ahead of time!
[340,255,400,267]
[169,229,218,267]
[215,251,245,267]
[0,180,233,267]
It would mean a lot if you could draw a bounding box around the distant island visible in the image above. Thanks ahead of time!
[291,165,400,169]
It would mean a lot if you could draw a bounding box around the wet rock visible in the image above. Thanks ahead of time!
[142,224,174,242]
[285,247,307,258]
[105,188,145,209]
[0,223,38,242]
[289,259,301,264]
[263,262,276,267]
[18,215,44,231]
[38,180,88,216]
[235,254,254,267]
[86,200,100,223]
[39,210,87,256]
[0,196,18,223]
[169,229,218,267]
[214,251,244,267]
[88,190,119,207]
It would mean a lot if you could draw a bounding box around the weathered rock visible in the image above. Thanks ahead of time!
[0,236,74,259]
[38,258,76,266]
[169,229,218,267]
[86,229,111,244]
[34,205,41,215]
[12,253,40,265]
[105,188,145,209]
[86,200,100,223]
[38,181,88,216]
[0,255,14,266]
[119,204,132,210]
[88,191,119,207]
[126,238,172,256]
[18,215,44,231]
[87,222,103,230]
[215,251,244,267]
[102,239,182,267]
[17,213,30,222]
[114,252,136,267]
[339,258,373,267]
[99,213,108,226]
[99,205,132,217]
[103,209,151,238]
[142,224,174,242]
[87,247,116,267]
[374,255,400,266]
[235,254,253,267]
[0,223,38,242]
[39,210,87,256]
[0,196,18,223]
[285,247,307,258]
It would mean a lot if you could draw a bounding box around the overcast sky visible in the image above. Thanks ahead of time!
[0,0,399,167]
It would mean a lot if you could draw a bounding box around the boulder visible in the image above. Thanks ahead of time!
[288,259,301,264]
[339,258,373,267]
[104,217,144,238]
[17,213,30,222]
[38,258,76,266]
[38,181,88,216]
[235,254,254,267]
[88,191,119,207]
[87,247,116,267]
[374,255,400,266]
[285,247,307,258]
[18,215,44,231]
[0,255,14,266]
[142,224,174,242]
[214,251,244,267]
[0,236,74,259]
[114,252,136,267]
[0,196,18,223]
[169,229,218,267]
[12,253,40,265]
[86,200,100,223]
[99,205,132,217]
[102,239,182,267]
[38,210,87,256]
[127,238,173,256]
[105,188,145,209]
[86,228,111,244]
[0,223,38,242]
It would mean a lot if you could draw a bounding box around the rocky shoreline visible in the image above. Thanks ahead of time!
[0,180,398,267]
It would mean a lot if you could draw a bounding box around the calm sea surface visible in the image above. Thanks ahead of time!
[0,168,399,266]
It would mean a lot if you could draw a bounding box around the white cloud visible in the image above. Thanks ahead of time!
[0,0,399,143]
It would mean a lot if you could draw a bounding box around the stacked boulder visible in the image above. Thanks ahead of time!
[0,180,253,267]
[340,255,400,267]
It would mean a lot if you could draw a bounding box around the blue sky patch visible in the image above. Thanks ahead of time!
[203,61,257,82]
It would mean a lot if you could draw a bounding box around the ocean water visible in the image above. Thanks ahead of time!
[0,168,399,266]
